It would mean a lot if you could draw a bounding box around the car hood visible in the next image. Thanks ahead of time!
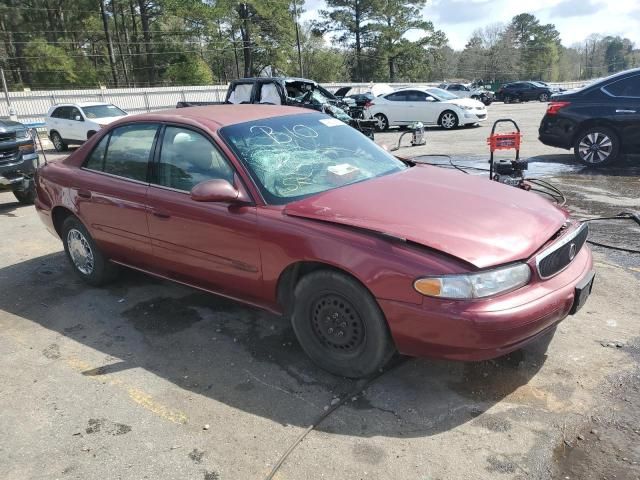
[333,86,352,97]
[283,165,567,269]
[0,119,26,133]
[447,97,485,108]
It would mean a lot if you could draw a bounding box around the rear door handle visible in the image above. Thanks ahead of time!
[616,109,636,113]
[151,209,171,219]
[75,189,92,199]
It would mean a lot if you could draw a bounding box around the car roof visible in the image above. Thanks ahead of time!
[51,102,115,108]
[120,104,309,131]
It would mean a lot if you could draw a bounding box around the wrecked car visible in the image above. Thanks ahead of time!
[34,105,594,378]
[177,77,375,138]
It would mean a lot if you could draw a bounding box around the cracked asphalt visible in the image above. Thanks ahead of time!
[0,102,639,480]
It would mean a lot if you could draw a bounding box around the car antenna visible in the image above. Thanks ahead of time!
[32,128,48,165]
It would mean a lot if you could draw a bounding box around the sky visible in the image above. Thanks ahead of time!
[300,0,640,50]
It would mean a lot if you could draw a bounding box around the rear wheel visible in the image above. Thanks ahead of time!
[291,270,396,378]
[374,113,389,132]
[61,216,118,286]
[439,110,459,130]
[50,132,68,152]
[573,126,620,167]
[539,92,550,102]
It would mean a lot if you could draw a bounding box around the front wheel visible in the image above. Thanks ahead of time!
[503,95,512,104]
[573,126,620,167]
[539,93,549,102]
[291,270,396,378]
[373,113,389,132]
[61,216,118,286]
[439,110,459,130]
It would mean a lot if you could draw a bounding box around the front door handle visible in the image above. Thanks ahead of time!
[151,209,171,219]
[616,109,636,113]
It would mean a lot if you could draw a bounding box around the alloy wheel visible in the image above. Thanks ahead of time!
[67,228,95,275]
[578,132,613,164]
[441,112,457,129]
[374,114,387,131]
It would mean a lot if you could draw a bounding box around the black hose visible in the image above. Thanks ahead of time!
[263,357,409,480]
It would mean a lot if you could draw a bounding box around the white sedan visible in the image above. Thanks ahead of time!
[364,87,488,131]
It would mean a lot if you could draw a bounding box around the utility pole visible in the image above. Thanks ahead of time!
[292,0,303,77]
[1,67,17,120]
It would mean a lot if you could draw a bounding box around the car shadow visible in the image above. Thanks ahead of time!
[0,252,559,438]
[0,199,29,218]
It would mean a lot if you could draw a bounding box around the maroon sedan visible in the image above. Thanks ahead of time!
[35,105,594,378]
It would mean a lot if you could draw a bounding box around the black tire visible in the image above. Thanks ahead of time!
[539,92,550,102]
[573,126,621,167]
[482,98,493,106]
[373,113,389,132]
[61,216,118,286]
[291,270,396,378]
[50,131,68,152]
[503,95,512,104]
[13,179,36,204]
[438,110,459,130]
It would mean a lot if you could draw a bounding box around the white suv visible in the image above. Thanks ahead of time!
[45,102,128,151]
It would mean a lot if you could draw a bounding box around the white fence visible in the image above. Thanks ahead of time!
[1,81,590,126]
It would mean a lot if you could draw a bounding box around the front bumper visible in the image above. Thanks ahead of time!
[0,152,39,188]
[461,110,488,124]
[380,246,593,361]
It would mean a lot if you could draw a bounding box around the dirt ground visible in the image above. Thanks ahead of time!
[0,102,639,480]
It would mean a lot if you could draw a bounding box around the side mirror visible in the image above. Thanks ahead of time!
[74,115,83,121]
[190,179,240,203]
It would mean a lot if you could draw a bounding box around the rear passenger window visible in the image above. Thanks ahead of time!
[604,76,640,97]
[386,92,407,101]
[51,107,69,119]
[84,124,157,182]
[84,135,109,171]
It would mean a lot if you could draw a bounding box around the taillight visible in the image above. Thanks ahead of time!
[546,101,570,115]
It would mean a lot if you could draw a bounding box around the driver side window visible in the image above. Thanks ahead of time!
[154,126,234,192]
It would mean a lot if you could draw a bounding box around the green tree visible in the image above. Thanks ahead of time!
[317,0,379,81]
[24,39,78,87]
[508,13,561,80]
[165,55,213,85]
[370,0,446,82]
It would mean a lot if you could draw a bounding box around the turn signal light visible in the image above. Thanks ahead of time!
[19,144,35,154]
[546,101,570,115]
[413,278,442,296]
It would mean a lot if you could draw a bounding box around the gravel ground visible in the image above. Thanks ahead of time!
[1,101,639,480]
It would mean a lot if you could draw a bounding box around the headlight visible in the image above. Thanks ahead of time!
[460,105,473,110]
[414,263,531,299]
[16,129,30,139]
